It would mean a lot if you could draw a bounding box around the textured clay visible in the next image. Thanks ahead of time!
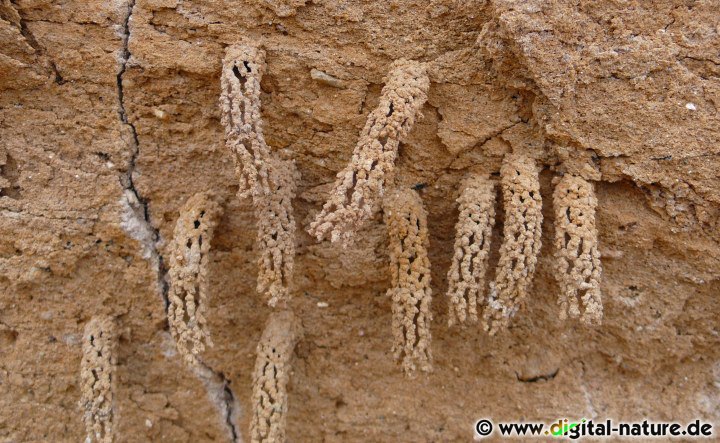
[483,153,543,335]
[221,44,298,307]
[383,188,432,375]
[167,192,224,366]
[553,174,603,326]
[250,310,303,443]
[447,174,497,326]
[309,60,429,247]
[3,1,720,441]
[79,316,116,443]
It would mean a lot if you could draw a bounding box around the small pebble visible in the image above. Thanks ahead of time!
[317,301,329,308]
[686,102,697,111]
[310,69,346,89]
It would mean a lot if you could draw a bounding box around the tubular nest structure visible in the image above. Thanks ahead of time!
[308,59,430,247]
[79,316,116,443]
[250,310,303,443]
[483,153,543,335]
[447,174,497,326]
[553,174,603,325]
[383,188,433,375]
[221,43,298,307]
[167,192,224,366]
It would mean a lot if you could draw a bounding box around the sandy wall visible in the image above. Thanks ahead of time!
[1,0,719,441]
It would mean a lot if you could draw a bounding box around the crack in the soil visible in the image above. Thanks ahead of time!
[8,0,65,84]
[116,0,169,309]
[115,1,240,440]
[194,362,241,443]
[222,377,240,442]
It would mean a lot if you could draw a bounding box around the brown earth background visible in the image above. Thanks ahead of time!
[1,0,719,441]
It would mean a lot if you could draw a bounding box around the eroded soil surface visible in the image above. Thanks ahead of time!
[1,0,719,441]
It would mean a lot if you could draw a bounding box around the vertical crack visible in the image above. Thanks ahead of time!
[223,378,240,442]
[116,0,169,309]
[8,0,65,84]
[115,2,240,440]
[194,363,241,442]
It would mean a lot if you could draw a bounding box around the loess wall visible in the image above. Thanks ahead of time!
[1,0,719,441]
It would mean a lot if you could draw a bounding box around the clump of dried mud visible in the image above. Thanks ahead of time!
[1,1,719,442]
